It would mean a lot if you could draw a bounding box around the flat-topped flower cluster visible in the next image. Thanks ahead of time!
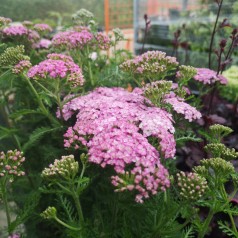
[27,53,84,87]
[60,87,175,202]
[52,29,111,50]
[194,68,228,85]
[120,50,178,76]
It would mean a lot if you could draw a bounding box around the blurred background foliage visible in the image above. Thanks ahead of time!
[0,0,104,27]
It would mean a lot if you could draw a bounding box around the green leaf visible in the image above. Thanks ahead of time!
[8,191,41,233]
[0,126,18,140]
[182,226,195,238]
[218,220,238,237]
[22,126,62,152]
[9,109,42,120]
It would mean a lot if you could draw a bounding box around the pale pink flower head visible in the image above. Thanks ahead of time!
[34,23,52,33]
[27,54,84,87]
[95,32,111,50]
[27,29,40,43]
[194,68,228,85]
[12,60,32,74]
[52,30,93,49]
[2,25,28,36]
[164,94,202,122]
[33,38,52,49]
[61,87,175,202]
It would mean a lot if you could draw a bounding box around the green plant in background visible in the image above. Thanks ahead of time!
[220,65,238,102]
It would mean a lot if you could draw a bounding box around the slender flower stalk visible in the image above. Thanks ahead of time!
[208,0,223,69]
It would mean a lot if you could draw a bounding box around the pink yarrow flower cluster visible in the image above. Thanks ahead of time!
[34,23,52,33]
[27,53,84,87]
[164,93,202,122]
[12,60,32,74]
[140,81,201,122]
[27,29,40,43]
[0,150,25,179]
[52,30,93,49]
[33,38,52,49]
[194,68,228,85]
[95,32,111,50]
[61,87,175,202]
[2,25,28,36]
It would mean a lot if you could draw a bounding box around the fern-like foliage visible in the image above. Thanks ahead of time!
[22,126,63,152]
[58,195,76,223]
[8,191,41,234]
[181,226,195,238]
[175,130,202,146]
[218,221,238,237]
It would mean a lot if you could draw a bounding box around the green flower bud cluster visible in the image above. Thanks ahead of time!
[72,9,94,25]
[42,155,79,181]
[0,45,30,67]
[177,171,207,201]
[143,80,172,106]
[194,158,235,182]
[41,206,57,219]
[113,28,125,42]
[177,65,197,82]
[209,124,233,143]
[0,16,12,27]
[0,150,25,182]
[205,143,238,161]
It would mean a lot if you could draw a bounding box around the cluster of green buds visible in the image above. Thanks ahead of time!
[0,150,25,181]
[177,171,208,201]
[0,16,12,27]
[41,206,57,220]
[205,143,238,161]
[72,9,94,26]
[0,45,30,67]
[143,80,172,106]
[113,28,125,42]
[194,158,235,183]
[207,124,233,144]
[41,155,79,181]
[12,60,32,75]
[176,65,197,85]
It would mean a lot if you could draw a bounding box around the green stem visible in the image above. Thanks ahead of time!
[208,0,223,69]
[23,75,60,125]
[55,182,72,195]
[228,212,237,234]
[86,46,94,87]
[72,190,84,224]
[198,209,214,238]
[34,81,56,99]
[1,182,11,234]
[54,216,81,231]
